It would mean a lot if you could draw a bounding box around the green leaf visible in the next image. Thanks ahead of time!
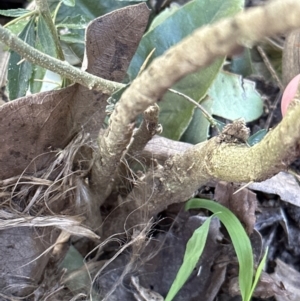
[8,18,35,100]
[180,97,213,144]
[37,14,57,58]
[230,48,255,77]
[247,247,268,301]
[247,129,267,146]
[149,4,180,31]
[59,245,90,292]
[0,8,31,17]
[49,0,136,59]
[49,0,132,23]
[62,0,76,6]
[208,71,263,122]
[30,41,47,94]
[59,33,85,44]
[6,18,29,36]
[159,60,224,140]
[185,199,254,301]
[165,215,214,301]
[56,15,89,29]
[128,0,244,140]
[31,18,63,94]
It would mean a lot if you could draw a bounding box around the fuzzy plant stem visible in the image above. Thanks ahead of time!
[97,0,300,237]
[0,25,124,94]
[96,0,300,202]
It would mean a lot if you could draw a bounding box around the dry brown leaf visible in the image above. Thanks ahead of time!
[272,258,300,301]
[229,271,287,299]
[215,181,257,234]
[249,172,300,207]
[0,4,150,298]
[0,3,150,180]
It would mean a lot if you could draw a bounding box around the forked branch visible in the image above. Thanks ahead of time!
[96,0,300,206]
[98,0,300,237]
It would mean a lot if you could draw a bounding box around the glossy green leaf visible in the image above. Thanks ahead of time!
[30,13,59,94]
[49,0,139,59]
[185,199,254,301]
[8,18,35,100]
[247,129,267,146]
[230,48,255,77]
[165,215,214,301]
[159,60,224,140]
[182,71,263,144]
[56,15,89,29]
[62,0,76,6]
[128,0,244,140]
[37,14,57,58]
[30,41,46,94]
[59,33,85,44]
[208,71,263,121]
[148,4,180,31]
[128,0,244,79]
[49,0,133,23]
[180,97,213,144]
[0,8,31,17]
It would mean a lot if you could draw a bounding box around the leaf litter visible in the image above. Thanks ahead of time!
[1,1,300,301]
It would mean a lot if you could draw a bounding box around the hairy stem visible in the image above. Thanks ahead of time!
[96,0,300,206]
[0,25,124,94]
[98,0,300,238]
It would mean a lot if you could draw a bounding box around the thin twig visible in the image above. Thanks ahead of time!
[168,88,220,132]
[0,25,124,94]
[256,45,283,90]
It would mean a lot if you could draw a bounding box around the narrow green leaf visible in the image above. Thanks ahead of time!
[37,14,57,58]
[56,15,89,29]
[0,8,31,17]
[8,18,35,100]
[165,216,214,301]
[185,199,254,301]
[247,247,268,301]
[62,0,76,7]
[59,34,85,44]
